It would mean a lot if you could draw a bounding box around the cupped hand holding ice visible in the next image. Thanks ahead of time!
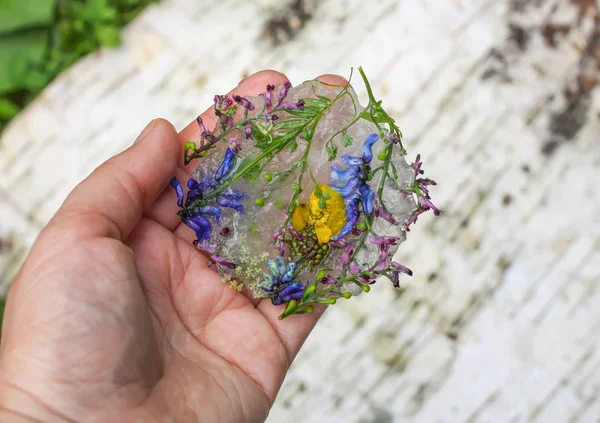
[0,71,342,423]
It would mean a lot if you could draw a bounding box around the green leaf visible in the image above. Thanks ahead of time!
[287,138,298,152]
[252,123,273,150]
[71,0,118,22]
[240,156,270,182]
[95,24,121,47]
[343,133,353,147]
[326,142,338,161]
[0,29,48,94]
[0,98,20,119]
[302,97,329,109]
[274,118,307,132]
[285,107,321,119]
[314,185,331,208]
[0,0,56,34]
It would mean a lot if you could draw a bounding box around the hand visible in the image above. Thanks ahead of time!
[0,71,347,423]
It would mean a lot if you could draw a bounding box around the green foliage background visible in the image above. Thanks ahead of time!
[0,0,158,132]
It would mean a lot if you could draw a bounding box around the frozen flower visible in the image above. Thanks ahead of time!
[208,255,237,272]
[339,242,355,269]
[418,196,441,216]
[275,81,292,106]
[369,235,401,271]
[260,84,275,110]
[171,149,246,242]
[374,200,397,224]
[389,261,413,287]
[232,94,255,111]
[215,148,235,181]
[279,100,305,110]
[291,184,347,244]
[244,124,252,140]
[328,134,379,240]
[259,257,305,305]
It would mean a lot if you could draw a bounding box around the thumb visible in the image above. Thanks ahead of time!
[48,118,181,243]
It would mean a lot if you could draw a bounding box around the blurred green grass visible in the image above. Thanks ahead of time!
[0,0,158,132]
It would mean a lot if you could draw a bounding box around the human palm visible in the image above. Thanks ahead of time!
[0,71,344,423]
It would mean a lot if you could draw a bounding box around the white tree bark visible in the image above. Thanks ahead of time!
[1,0,599,421]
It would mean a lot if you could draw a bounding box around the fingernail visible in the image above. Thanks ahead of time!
[134,119,157,144]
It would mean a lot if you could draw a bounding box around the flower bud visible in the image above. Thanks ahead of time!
[302,284,317,299]
[296,305,314,314]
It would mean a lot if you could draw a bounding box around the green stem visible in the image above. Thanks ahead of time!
[358,67,377,104]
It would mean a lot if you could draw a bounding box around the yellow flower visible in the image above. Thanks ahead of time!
[292,184,347,244]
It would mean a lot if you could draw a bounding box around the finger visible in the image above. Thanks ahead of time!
[147,70,290,232]
[45,119,180,245]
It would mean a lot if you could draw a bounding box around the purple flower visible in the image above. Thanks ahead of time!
[417,178,436,196]
[374,201,396,224]
[369,236,401,271]
[279,100,305,110]
[273,230,285,256]
[349,262,362,274]
[244,124,253,140]
[214,95,233,111]
[196,116,208,133]
[232,94,255,111]
[209,255,237,270]
[418,197,441,216]
[390,261,413,276]
[404,208,425,232]
[273,230,284,242]
[275,81,292,106]
[320,275,337,285]
[286,225,303,240]
[412,154,423,174]
[228,137,241,154]
[260,84,275,110]
[389,262,413,287]
[263,111,279,122]
[384,131,401,144]
[339,242,355,269]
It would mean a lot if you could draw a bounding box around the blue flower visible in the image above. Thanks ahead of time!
[259,257,305,306]
[329,134,379,240]
[171,148,246,242]
[215,148,235,181]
